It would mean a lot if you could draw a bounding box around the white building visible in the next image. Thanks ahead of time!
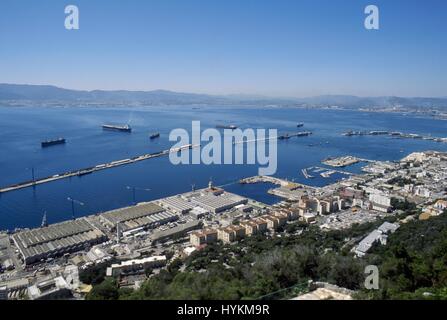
[354,222,399,257]
[106,256,167,277]
[404,184,414,193]
[27,276,71,300]
[0,286,7,300]
[414,186,431,198]
[369,193,392,213]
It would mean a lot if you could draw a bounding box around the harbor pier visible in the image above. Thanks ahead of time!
[0,144,196,194]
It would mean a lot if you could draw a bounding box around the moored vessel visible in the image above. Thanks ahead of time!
[102,124,132,132]
[41,138,66,148]
[150,132,160,139]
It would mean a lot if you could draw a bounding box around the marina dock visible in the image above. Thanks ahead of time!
[342,130,447,143]
[322,156,373,167]
[0,144,197,194]
[240,175,294,187]
[301,168,314,179]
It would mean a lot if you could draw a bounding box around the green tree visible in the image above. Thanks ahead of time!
[87,277,119,300]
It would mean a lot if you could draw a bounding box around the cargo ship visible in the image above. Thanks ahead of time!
[216,124,238,130]
[278,134,291,140]
[296,131,312,137]
[102,124,132,132]
[41,138,66,148]
[150,132,160,139]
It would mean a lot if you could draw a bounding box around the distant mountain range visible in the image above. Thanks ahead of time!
[0,83,446,109]
[0,84,231,105]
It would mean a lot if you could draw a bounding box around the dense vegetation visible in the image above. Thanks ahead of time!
[391,198,417,212]
[86,210,447,300]
[387,177,415,187]
[79,259,118,285]
[359,211,447,299]
[87,220,386,300]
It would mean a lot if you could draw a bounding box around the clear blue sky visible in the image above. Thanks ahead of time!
[0,0,446,97]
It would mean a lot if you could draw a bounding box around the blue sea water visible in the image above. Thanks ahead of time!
[0,105,446,230]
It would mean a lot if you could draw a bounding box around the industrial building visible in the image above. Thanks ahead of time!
[12,218,107,265]
[189,206,209,219]
[100,202,176,232]
[191,192,248,214]
[158,196,195,214]
[149,219,201,243]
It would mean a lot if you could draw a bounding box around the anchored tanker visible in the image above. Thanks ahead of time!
[41,138,66,148]
[150,132,160,139]
[102,124,132,132]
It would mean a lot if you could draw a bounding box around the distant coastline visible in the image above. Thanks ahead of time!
[1,83,446,109]
[1,83,446,121]
[1,101,446,121]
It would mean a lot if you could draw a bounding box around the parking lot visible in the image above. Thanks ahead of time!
[319,209,391,231]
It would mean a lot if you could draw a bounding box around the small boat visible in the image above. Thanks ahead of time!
[150,132,160,139]
[297,123,304,128]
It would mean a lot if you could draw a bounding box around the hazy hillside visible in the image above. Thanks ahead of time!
[1,83,446,109]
